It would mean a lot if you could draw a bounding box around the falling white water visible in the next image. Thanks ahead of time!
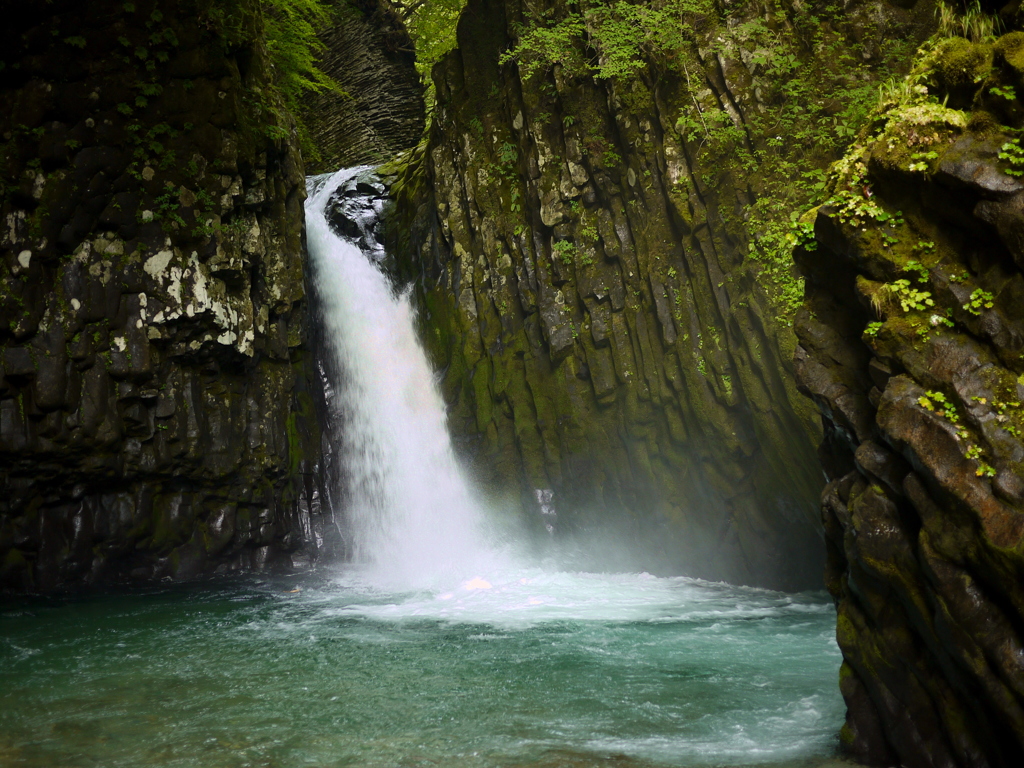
[306,167,502,588]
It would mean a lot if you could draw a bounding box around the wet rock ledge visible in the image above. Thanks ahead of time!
[796,25,1024,768]
[0,0,329,592]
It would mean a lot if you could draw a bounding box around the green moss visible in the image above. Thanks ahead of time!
[933,36,993,89]
[994,30,1024,72]
[149,493,192,551]
[0,548,29,581]
[471,358,493,432]
[836,612,858,647]
[839,723,856,746]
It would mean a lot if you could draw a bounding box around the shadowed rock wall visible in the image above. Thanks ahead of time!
[0,0,332,592]
[391,0,933,588]
[301,0,425,173]
[796,26,1024,767]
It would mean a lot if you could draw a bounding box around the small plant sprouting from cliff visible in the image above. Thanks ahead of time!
[864,322,883,339]
[963,288,994,315]
[919,390,961,424]
[908,150,938,172]
[964,443,998,477]
[990,84,1017,101]
[964,444,997,476]
[830,191,904,229]
[905,260,929,284]
[977,462,996,477]
[494,140,526,214]
[568,200,600,256]
[552,239,575,266]
[789,220,817,252]
[881,279,936,313]
[496,141,519,179]
[998,138,1024,177]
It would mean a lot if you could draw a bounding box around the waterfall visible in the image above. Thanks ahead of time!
[305,167,499,588]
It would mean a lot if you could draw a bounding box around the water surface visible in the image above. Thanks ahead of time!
[1,567,844,768]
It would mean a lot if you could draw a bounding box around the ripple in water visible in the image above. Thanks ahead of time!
[0,569,844,768]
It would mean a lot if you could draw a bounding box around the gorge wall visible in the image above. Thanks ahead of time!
[392,0,934,587]
[796,23,1024,768]
[0,0,329,592]
[301,0,425,173]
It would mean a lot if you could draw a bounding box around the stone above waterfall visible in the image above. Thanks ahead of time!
[321,170,390,266]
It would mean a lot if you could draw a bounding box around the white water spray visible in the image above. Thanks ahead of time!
[306,167,502,588]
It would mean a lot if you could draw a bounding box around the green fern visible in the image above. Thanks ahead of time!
[262,0,340,111]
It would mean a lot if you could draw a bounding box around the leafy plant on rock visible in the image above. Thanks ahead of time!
[963,288,994,315]
[919,389,960,423]
[999,138,1024,177]
[882,279,935,313]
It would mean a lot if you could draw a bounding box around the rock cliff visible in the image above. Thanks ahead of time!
[0,0,328,591]
[391,0,933,587]
[796,24,1024,767]
[300,0,426,173]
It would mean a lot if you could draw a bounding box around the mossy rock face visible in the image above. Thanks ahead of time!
[387,0,934,589]
[796,24,1024,767]
[0,0,332,592]
[934,36,994,97]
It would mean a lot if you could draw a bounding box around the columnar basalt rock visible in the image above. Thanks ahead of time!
[391,0,933,587]
[796,27,1024,767]
[0,0,330,591]
[300,0,426,172]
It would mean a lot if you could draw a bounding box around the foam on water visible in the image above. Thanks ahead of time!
[292,569,844,766]
[317,567,832,630]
